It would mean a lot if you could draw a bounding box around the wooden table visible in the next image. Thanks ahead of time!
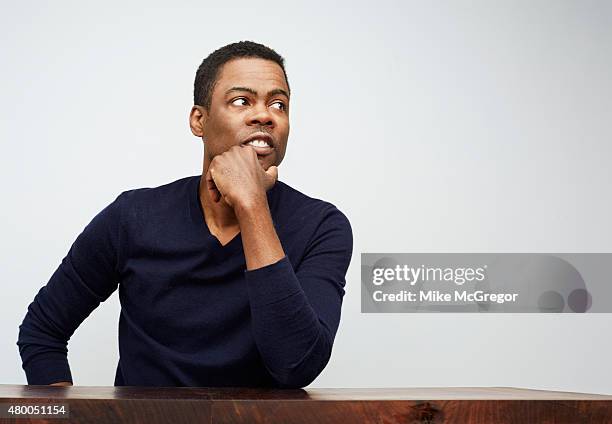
[0,385,610,423]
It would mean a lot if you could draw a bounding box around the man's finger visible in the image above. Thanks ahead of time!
[206,169,222,203]
[264,165,278,190]
[211,187,221,203]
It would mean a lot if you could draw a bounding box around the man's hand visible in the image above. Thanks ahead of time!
[206,145,278,209]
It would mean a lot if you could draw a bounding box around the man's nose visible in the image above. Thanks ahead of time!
[247,103,274,127]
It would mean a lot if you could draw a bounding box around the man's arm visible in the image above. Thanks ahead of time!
[243,207,352,388]
[205,144,284,270]
[17,193,125,385]
[208,146,353,388]
[234,195,284,271]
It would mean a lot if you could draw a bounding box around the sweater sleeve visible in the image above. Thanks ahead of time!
[244,206,353,389]
[16,192,126,385]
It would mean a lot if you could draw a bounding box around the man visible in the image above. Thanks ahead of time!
[17,41,353,389]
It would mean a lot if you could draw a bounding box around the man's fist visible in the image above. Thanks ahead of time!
[206,145,278,209]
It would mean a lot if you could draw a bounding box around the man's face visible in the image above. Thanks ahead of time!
[191,57,290,171]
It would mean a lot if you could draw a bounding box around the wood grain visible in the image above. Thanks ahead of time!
[1,385,610,423]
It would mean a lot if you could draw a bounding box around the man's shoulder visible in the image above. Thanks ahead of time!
[120,175,197,200]
[273,181,353,261]
[273,180,334,212]
[272,180,351,230]
[110,175,198,223]
[114,175,197,207]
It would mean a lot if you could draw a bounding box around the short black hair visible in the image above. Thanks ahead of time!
[194,40,290,109]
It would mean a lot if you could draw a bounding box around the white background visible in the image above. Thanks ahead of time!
[1,1,611,393]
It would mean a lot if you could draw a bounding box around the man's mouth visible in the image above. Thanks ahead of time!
[242,133,275,156]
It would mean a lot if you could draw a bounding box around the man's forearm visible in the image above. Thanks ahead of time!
[243,256,337,388]
[235,195,285,271]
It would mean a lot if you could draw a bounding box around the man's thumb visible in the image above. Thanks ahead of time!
[265,165,278,188]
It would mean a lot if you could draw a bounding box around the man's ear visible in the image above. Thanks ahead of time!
[189,105,208,138]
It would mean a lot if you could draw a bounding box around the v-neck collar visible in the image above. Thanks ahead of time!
[187,175,239,251]
[187,175,280,251]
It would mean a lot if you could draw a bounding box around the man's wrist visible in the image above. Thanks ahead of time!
[234,190,285,270]
[234,192,269,219]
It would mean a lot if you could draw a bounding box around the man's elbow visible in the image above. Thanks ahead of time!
[272,369,320,389]
[270,342,333,389]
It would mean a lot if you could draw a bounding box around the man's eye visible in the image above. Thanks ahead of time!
[231,98,248,106]
[271,101,286,111]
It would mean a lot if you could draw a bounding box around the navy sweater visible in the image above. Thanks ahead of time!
[17,175,352,388]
